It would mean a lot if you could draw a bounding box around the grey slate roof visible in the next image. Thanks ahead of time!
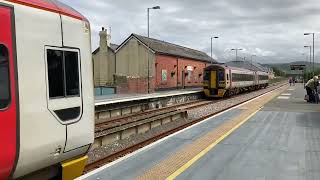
[92,43,119,55]
[225,61,269,72]
[129,34,216,63]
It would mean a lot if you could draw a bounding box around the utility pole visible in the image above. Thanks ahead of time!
[231,48,243,61]
[304,33,315,76]
[147,6,160,93]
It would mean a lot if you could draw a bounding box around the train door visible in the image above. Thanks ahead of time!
[0,5,18,179]
[44,46,83,152]
[60,16,94,155]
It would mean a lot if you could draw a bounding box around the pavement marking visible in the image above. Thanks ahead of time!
[166,108,262,180]
[277,96,290,99]
[288,89,295,91]
[281,93,292,96]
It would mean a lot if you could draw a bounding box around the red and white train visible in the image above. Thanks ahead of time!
[0,0,94,179]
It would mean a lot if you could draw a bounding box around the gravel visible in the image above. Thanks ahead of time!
[87,82,287,165]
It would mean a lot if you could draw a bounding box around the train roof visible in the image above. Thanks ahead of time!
[225,61,269,72]
[205,63,268,74]
[5,0,86,21]
[205,64,249,71]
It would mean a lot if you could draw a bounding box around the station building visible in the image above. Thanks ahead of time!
[93,28,216,94]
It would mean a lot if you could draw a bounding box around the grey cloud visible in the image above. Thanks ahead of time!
[61,0,320,64]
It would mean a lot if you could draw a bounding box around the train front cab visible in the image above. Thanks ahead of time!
[0,1,94,180]
[203,65,227,98]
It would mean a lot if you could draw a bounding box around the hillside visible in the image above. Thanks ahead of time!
[263,61,320,73]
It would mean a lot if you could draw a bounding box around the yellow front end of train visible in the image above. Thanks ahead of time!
[203,65,227,98]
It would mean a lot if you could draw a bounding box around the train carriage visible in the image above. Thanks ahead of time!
[204,64,268,98]
[0,0,94,179]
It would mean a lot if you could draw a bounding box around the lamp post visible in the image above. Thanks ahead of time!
[231,48,243,61]
[304,33,315,76]
[304,45,312,78]
[211,36,219,64]
[251,55,256,70]
[147,6,160,93]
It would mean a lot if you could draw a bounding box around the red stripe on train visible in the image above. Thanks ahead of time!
[4,0,86,20]
[0,6,17,180]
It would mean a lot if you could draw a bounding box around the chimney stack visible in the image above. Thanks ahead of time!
[99,27,108,51]
[98,27,109,86]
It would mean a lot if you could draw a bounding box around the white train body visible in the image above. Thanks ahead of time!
[204,64,269,97]
[0,0,94,179]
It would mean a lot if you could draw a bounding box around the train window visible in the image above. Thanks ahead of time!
[0,44,10,109]
[47,49,64,98]
[218,71,225,81]
[65,51,79,96]
[47,49,80,98]
[227,74,229,80]
[204,71,210,80]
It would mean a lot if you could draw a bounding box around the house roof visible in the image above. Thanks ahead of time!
[117,33,216,63]
[92,43,119,55]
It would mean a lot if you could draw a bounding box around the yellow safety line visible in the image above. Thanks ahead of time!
[166,107,262,180]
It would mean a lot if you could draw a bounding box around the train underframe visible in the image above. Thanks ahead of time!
[225,84,269,97]
[207,83,269,98]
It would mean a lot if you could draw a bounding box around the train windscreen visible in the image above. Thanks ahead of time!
[218,71,225,81]
[203,71,210,81]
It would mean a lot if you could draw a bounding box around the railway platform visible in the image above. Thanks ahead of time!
[94,88,203,123]
[80,84,320,180]
[95,88,202,106]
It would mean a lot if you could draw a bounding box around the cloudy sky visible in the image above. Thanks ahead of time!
[61,0,320,64]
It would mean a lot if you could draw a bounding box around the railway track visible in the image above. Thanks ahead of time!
[95,100,213,133]
[85,82,287,172]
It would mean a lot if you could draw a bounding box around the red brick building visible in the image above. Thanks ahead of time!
[108,33,217,93]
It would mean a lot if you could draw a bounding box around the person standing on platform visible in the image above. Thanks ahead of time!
[289,77,292,86]
[305,76,318,103]
[292,77,295,86]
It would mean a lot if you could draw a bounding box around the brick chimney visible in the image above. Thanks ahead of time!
[98,27,109,86]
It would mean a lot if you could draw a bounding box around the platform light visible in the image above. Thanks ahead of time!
[304,33,315,76]
[211,36,219,63]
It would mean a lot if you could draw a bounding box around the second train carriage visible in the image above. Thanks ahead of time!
[203,64,269,98]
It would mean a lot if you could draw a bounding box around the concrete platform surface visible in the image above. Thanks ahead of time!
[80,108,244,180]
[177,84,320,180]
[81,84,320,180]
[95,88,202,106]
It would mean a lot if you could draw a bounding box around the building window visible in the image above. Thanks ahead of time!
[0,44,10,109]
[47,49,80,98]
